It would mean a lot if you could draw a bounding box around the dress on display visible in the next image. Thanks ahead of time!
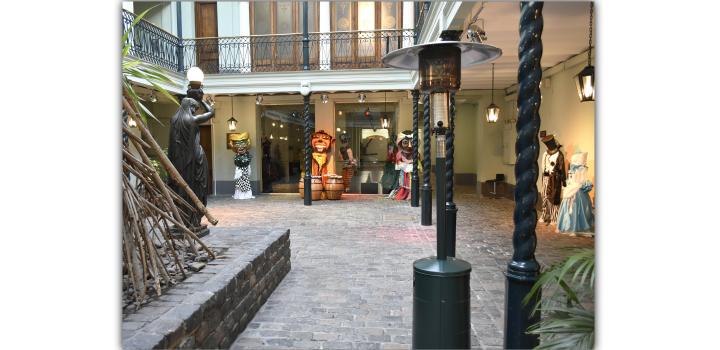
[557,152,594,235]
[233,152,254,199]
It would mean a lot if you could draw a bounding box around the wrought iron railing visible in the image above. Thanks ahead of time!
[122,10,181,71]
[122,10,416,74]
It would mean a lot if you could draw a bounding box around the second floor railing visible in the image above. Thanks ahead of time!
[122,10,417,75]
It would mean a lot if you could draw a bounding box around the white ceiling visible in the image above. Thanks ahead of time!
[455,1,593,91]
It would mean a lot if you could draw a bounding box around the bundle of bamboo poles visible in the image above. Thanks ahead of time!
[122,95,218,309]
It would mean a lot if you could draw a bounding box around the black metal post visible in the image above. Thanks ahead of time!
[411,90,420,207]
[504,2,543,349]
[420,92,432,225]
[445,92,457,257]
[176,2,184,72]
[302,1,310,70]
[303,94,312,205]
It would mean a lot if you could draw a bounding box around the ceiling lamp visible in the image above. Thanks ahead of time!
[149,91,158,103]
[364,107,371,118]
[381,91,390,129]
[227,95,237,131]
[358,93,366,103]
[321,94,329,104]
[486,63,500,123]
[575,2,595,102]
[256,94,263,105]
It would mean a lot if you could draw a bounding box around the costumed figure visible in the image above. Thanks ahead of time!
[338,133,357,192]
[539,134,566,225]
[388,131,413,200]
[168,91,215,229]
[230,132,254,200]
[381,133,400,193]
[557,152,595,235]
[311,130,334,184]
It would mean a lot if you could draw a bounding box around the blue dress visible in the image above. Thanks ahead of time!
[557,164,595,234]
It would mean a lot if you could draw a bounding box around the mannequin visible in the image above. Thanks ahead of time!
[389,131,413,200]
[230,132,254,200]
[338,133,357,192]
[539,134,566,225]
[557,152,594,235]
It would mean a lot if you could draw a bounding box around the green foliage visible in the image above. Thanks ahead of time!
[523,248,595,350]
[122,6,178,125]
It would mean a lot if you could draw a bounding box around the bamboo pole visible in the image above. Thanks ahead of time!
[140,197,216,259]
[122,96,218,225]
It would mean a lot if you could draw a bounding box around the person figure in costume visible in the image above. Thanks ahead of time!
[230,132,254,199]
[389,131,413,200]
[338,133,357,192]
[539,134,566,225]
[311,130,334,185]
[557,152,594,235]
[168,90,215,228]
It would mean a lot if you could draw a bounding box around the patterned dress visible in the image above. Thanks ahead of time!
[233,152,254,199]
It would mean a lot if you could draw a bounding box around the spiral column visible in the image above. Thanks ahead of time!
[420,92,432,225]
[504,2,543,348]
[445,92,457,257]
[411,90,420,207]
[303,94,312,205]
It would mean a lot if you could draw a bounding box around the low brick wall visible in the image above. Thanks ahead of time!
[123,229,291,349]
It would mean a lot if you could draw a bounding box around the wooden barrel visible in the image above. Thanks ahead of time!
[324,175,345,200]
[298,176,324,200]
[311,176,323,200]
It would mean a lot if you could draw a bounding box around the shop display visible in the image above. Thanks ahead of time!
[388,130,414,200]
[539,134,566,225]
[338,133,357,192]
[557,152,594,235]
[168,95,215,228]
[311,130,334,182]
[230,132,254,200]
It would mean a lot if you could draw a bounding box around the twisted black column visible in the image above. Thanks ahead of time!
[411,90,420,207]
[420,92,432,226]
[505,2,543,349]
[445,92,457,257]
[303,94,312,205]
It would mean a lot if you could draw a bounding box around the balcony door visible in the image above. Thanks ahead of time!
[194,2,219,73]
[250,1,319,72]
[330,2,402,69]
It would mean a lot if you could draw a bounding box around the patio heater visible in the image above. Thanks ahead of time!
[383,30,501,349]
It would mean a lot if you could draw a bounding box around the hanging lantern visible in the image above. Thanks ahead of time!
[228,95,237,131]
[486,63,500,123]
[575,2,595,102]
[381,115,390,129]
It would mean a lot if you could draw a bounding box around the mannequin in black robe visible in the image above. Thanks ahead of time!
[168,95,215,228]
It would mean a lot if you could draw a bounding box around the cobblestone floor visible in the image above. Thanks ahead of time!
[203,187,593,350]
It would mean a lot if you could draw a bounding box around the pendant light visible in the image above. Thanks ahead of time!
[575,2,595,102]
[486,63,500,123]
[381,91,389,129]
[227,95,237,131]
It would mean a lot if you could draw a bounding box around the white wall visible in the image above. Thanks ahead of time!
[133,2,176,35]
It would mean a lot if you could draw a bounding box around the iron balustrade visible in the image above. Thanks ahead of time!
[122,10,416,74]
[122,10,181,72]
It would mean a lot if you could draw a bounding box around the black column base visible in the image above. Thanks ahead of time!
[303,176,312,206]
[411,176,420,207]
[421,185,432,226]
[445,202,457,257]
[504,265,541,349]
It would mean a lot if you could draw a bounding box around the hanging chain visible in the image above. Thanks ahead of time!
[491,63,495,102]
[588,2,594,66]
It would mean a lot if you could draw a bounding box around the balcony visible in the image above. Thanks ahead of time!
[122,10,416,75]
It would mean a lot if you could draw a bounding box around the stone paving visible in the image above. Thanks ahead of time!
[202,187,593,350]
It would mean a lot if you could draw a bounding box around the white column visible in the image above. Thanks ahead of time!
[239,1,251,71]
[319,1,331,70]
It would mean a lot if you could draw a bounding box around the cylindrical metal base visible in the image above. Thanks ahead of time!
[445,203,457,257]
[303,176,312,206]
[413,257,472,349]
[421,185,432,226]
[504,268,540,349]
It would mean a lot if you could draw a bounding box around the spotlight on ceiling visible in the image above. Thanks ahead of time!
[358,93,366,103]
[256,94,263,105]
[321,94,329,104]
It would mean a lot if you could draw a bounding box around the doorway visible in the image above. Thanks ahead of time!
[195,2,219,73]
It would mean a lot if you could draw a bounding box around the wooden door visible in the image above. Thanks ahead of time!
[199,125,213,195]
[195,2,219,73]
